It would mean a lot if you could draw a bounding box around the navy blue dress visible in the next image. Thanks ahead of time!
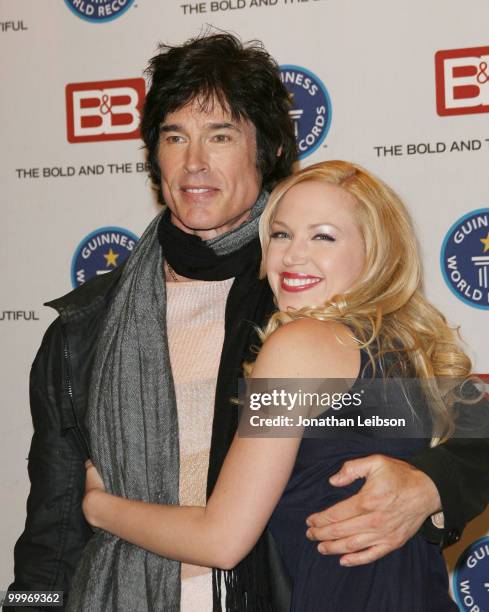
[268,351,458,611]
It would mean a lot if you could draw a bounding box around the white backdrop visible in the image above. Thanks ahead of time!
[1,1,488,609]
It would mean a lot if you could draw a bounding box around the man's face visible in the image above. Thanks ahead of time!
[158,98,262,240]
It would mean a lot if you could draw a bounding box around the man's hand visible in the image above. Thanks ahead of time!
[305,455,442,566]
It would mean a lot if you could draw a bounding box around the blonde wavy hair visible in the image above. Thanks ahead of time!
[252,160,474,444]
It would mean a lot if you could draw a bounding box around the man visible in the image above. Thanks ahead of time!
[6,33,489,611]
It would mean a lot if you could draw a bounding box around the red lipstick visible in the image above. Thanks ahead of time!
[280,272,323,293]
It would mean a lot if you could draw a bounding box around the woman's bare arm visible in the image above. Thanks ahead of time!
[83,319,360,569]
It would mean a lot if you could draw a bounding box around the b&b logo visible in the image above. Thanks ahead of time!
[66,78,145,143]
[435,46,489,116]
[280,65,332,159]
[71,227,138,288]
[441,209,489,310]
[453,536,489,611]
[64,0,135,23]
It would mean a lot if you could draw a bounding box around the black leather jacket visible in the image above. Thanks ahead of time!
[5,267,489,611]
[5,271,121,611]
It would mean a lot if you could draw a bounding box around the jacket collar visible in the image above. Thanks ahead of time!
[45,265,124,320]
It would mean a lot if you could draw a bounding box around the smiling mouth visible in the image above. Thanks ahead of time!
[182,187,215,194]
[180,186,219,202]
[281,273,323,292]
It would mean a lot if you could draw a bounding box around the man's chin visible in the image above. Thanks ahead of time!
[168,213,227,238]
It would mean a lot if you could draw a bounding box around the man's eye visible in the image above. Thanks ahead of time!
[313,233,335,242]
[212,134,231,143]
[161,134,185,144]
[270,231,290,240]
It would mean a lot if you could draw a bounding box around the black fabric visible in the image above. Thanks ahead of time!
[267,350,455,611]
[158,209,258,281]
[208,256,277,612]
[158,211,280,611]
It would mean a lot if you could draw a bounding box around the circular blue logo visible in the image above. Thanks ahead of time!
[280,65,332,160]
[441,208,489,310]
[71,226,138,288]
[64,0,135,23]
[453,536,489,611]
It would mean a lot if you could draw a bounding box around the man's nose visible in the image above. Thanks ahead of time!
[184,141,209,174]
[282,239,308,266]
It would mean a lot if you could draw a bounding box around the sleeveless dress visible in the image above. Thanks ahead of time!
[268,350,458,611]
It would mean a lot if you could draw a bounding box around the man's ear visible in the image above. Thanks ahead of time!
[276,146,283,157]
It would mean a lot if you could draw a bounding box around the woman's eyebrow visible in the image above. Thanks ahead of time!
[307,222,341,231]
[272,220,341,231]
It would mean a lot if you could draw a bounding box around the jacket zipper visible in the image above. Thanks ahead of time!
[63,341,74,401]
[62,330,91,461]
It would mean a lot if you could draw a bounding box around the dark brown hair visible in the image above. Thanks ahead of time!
[140,32,296,200]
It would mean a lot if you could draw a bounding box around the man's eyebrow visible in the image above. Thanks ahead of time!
[206,122,241,131]
[159,123,181,133]
[159,122,241,132]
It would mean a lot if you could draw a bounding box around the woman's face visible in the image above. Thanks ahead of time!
[266,180,366,311]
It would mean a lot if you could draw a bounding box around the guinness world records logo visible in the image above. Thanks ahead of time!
[453,536,489,611]
[280,65,332,160]
[441,208,489,310]
[64,0,135,23]
[71,226,138,288]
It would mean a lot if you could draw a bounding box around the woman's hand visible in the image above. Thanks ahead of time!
[83,459,106,527]
[85,459,105,494]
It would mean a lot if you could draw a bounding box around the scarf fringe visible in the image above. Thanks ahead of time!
[212,538,273,612]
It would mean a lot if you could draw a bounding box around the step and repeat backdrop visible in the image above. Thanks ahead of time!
[1,1,488,609]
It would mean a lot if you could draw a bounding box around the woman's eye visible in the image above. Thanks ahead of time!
[313,233,335,242]
[270,231,290,240]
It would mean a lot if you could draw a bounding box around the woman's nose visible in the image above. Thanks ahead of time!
[282,239,308,266]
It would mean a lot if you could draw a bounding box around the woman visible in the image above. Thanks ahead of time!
[83,161,468,610]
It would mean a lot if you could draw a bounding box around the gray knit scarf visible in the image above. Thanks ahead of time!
[67,192,267,612]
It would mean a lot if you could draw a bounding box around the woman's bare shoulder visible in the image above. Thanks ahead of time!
[251,318,360,379]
